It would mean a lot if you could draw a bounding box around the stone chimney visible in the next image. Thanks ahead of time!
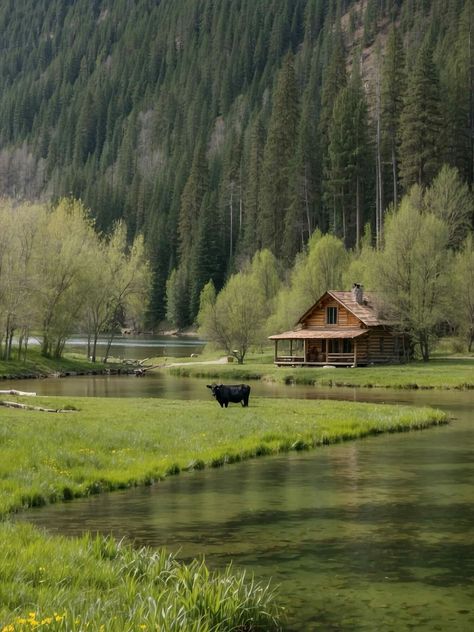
[352,283,363,304]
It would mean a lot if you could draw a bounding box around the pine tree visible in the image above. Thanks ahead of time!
[398,39,443,190]
[447,0,474,186]
[177,143,209,262]
[241,115,265,259]
[260,52,300,257]
[327,60,372,248]
[189,191,224,321]
[284,78,321,261]
[381,25,405,209]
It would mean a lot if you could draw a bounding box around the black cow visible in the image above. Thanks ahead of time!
[206,383,251,408]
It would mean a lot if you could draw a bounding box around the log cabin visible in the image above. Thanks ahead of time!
[269,284,408,367]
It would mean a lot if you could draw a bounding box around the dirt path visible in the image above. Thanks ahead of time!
[161,356,229,368]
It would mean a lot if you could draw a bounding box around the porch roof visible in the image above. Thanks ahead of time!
[269,328,369,340]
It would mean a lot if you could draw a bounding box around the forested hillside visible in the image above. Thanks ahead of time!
[0,0,472,327]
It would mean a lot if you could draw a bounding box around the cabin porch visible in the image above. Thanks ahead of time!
[272,336,364,367]
[270,328,407,367]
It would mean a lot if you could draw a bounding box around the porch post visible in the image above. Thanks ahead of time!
[290,339,293,357]
[274,340,278,363]
[304,339,307,364]
[353,339,358,367]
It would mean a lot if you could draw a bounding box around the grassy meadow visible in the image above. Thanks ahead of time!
[0,395,448,515]
[167,354,474,390]
[0,394,447,630]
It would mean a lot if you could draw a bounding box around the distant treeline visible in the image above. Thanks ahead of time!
[0,0,472,325]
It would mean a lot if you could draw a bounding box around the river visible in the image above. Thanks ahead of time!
[12,372,474,631]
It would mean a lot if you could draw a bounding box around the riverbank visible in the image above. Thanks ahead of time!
[0,349,140,380]
[0,350,106,379]
[0,395,447,516]
[0,394,447,630]
[165,354,474,390]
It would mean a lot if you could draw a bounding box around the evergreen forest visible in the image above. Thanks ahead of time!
[0,0,473,328]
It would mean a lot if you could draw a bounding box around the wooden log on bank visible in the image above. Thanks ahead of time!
[0,389,36,396]
[0,400,77,413]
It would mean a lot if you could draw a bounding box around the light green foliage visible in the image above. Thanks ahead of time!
[85,222,151,361]
[372,194,451,360]
[0,201,46,360]
[268,231,349,332]
[0,199,151,360]
[248,249,281,310]
[423,165,473,248]
[198,271,265,363]
[32,198,97,358]
[451,234,474,350]
[343,224,378,290]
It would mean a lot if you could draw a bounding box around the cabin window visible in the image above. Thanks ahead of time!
[379,337,384,353]
[326,306,338,324]
[343,339,353,353]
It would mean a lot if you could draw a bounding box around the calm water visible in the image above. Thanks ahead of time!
[27,333,206,361]
[13,375,474,631]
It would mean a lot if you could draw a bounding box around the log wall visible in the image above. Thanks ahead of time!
[304,299,360,328]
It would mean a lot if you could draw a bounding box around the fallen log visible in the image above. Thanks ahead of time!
[0,389,36,396]
[0,400,77,413]
[134,364,160,376]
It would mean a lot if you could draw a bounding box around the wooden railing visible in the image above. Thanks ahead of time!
[326,353,355,363]
[275,353,357,365]
[275,355,304,364]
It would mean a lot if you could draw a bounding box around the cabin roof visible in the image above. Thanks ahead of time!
[269,328,369,340]
[297,290,383,327]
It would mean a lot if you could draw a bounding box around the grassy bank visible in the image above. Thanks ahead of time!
[0,395,447,631]
[0,349,107,379]
[0,523,279,632]
[167,356,474,390]
[0,395,447,516]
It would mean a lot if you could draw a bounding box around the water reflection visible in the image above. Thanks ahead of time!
[27,333,206,360]
[16,386,474,631]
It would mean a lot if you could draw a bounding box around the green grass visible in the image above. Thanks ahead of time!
[167,356,474,390]
[0,349,107,379]
[0,523,280,632]
[0,395,447,516]
[0,395,447,631]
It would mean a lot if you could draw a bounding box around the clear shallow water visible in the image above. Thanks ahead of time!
[13,377,474,631]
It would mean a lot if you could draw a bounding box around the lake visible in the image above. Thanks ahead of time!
[12,373,474,631]
[26,333,206,361]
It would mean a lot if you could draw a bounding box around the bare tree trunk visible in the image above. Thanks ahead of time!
[356,176,361,249]
[375,68,384,248]
[469,4,474,186]
[392,143,398,208]
[228,182,234,261]
[104,331,116,363]
[23,327,29,363]
[304,164,312,242]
